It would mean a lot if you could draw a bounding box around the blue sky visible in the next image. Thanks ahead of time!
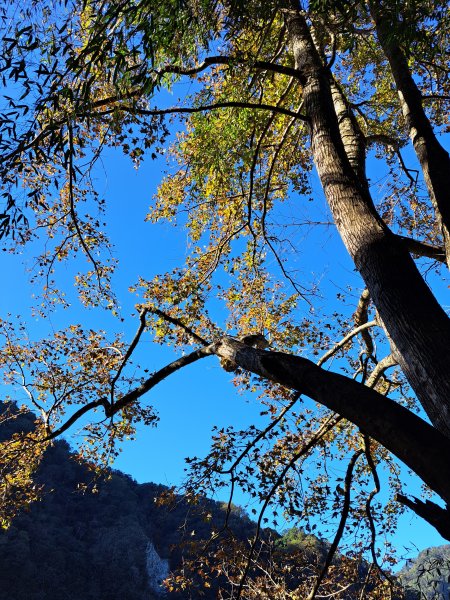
[0,114,448,566]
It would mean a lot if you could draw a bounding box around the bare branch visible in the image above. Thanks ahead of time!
[45,345,214,441]
[106,346,215,413]
[354,288,370,325]
[353,288,375,357]
[110,308,149,404]
[421,94,450,102]
[44,397,111,442]
[396,495,450,541]
[218,392,301,475]
[236,414,342,600]
[397,235,446,263]
[363,435,395,587]
[1,100,306,180]
[89,101,308,122]
[317,320,378,367]
[365,353,397,388]
[325,30,337,69]
[67,123,104,288]
[366,134,419,185]
[152,54,302,81]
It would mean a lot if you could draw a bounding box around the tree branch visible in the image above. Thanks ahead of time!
[396,235,446,263]
[150,307,209,346]
[87,101,308,122]
[108,346,215,413]
[396,495,450,541]
[365,353,397,389]
[44,397,111,441]
[1,97,307,176]
[363,435,395,586]
[45,345,214,441]
[366,134,419,185]
[236,413,341,600]
[213,337,450,508]
[110,307,149,404]
[218,392,301,476]
[152,54,302,81]
[421,94,450,102]
[317,320,378,367]
[353,288,374,357]
[67,122,104,288]
[306,450,363,600]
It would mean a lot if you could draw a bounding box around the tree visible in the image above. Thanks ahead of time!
[0,0,450,596]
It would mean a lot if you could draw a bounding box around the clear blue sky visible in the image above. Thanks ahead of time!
[1,117,447,566]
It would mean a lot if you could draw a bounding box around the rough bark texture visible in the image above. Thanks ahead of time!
[370,1,450,266]
[329,78,368,191]
[283,5,450,437]
[214,337,450,510]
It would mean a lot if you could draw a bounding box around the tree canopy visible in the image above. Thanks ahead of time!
[1,0,450,597]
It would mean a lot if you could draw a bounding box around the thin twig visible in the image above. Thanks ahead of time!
[235,414,342,600]
[218,392,301,475]
[317,321,378,367]
[306,449,364,600]
[110,308,149,405]
[365,134,419,185]
[67,122,103,288]
[150,307,209,346]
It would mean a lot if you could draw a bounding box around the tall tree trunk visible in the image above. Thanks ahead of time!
[369,0,450,267]
[282,5,450,437]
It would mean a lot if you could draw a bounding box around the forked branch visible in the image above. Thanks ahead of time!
[45,345,213,441]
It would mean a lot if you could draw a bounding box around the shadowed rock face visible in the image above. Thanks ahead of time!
[146,541,169,596]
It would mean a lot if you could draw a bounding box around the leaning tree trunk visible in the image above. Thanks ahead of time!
[213,336,450,540]
[282,5,450,437]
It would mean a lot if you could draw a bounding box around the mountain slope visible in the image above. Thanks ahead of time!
[0,403,258,599]
[400,545,450,600]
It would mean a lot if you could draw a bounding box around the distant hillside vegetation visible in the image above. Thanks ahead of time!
[0,403,258,600]
[1,403,447,599]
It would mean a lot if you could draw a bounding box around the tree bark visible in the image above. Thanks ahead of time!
[329,78,368,191]
[282,5,450,437]
[369,0,450,266]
